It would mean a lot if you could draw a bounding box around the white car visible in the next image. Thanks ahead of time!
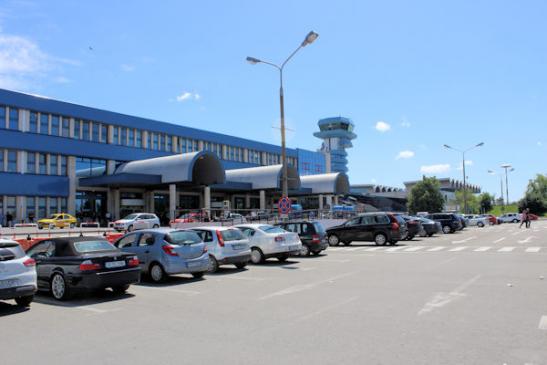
[235,224,302,264]
[463,215,488,227]
[221,213,247,224]
[113,213,160,232]
[192,226,251,272]
[498,213,521,224]
[0,239,37,307]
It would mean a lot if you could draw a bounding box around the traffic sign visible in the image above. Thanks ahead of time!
[278,196,292,216]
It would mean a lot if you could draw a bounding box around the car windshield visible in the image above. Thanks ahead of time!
[167,231,202,245]
[48,214,61,219]
[74,240,116,253]
[259,225,286,234]
[221,229,245,241]
[123,214,139,220]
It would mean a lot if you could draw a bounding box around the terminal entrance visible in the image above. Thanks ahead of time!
[75,191,107,222]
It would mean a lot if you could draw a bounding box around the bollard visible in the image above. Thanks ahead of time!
[26,234,31,240]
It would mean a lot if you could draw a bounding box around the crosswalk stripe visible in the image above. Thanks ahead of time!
[346,247,363,252]
[403,246,425,252]
[385,246,406,252]
[427,246,445,252]
[498,247,515,252]
[474,247,491,252]
[449,246,467,252]
[525,247,541,253]
[363,247,384,251]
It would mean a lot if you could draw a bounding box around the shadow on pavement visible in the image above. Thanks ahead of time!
[136,274,205,288]
[33,290,135,307]
[0,301,30,316]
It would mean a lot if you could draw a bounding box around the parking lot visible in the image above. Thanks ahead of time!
[2,221,547,365]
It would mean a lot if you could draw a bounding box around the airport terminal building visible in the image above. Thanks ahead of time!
[0,89,350,224]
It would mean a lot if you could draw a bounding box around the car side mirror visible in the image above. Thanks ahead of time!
[145,237,155,245]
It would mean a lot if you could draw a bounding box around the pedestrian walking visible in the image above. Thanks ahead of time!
[519,208,528,228]
[6,212,13,228]
[28,211,35,223]
[525,208,532,228]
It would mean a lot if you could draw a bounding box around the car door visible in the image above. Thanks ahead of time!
[136,232,156,268]
[26,240,55,289]
[133,215,146,230]
[341,216,362,242]
[359,215,376,241]
[193,230,215,256]
[115,233,142,268]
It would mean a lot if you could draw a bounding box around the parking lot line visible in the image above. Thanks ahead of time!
[517,236,535,244]
[451,236,476,244]
[363,247,384,251]
[539,316,547,330]
[493,237,506,243]
[427,246,445,252]
[404,246,425,252]
[474,247,491,252]
[525,247,541,253]
[385,246,406,252]
[498,247,515,252]
[449,246,467,252]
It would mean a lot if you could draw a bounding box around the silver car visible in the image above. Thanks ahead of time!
[0,239,37,307]
[463,215,488,227]
[114,228,209,282]
[113,213,161,232]
[192,226,251,272]
[235,224,302,264]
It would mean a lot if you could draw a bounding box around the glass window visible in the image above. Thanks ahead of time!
[29,112,38,133]
[0,106,5,128]
[113,126,119,144]
[167,231,202,245]
[40,114,49,134]
[49,197,58,214]
[91,123,100,142]
[180,138,187,153]
[8,107,18,130]
[27,152,36,174]
[0,149,3,171]
[166,135,172,152]
[60,198,67,213]
[61,118,70,137]
[39,154,47,174]
[51,115,60,136]
[153,133,158,150]
[74,240,115,253]
[138,233,155,246]
[60,156,67,175]
[7,150,17,172]
[116,234,137,248]
[136,130,142,148]
[82,121,90,140]
[100,124,107,143]
[75,158,106,177]
[26,197,35,218]
[128,129,135,146]
[50,155,58,175]
[73,120,81,139]
[121,127,127,145]
[38,197,47,218]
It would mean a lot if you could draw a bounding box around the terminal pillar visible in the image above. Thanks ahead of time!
[259,190,266,210]
[318,194,324,211]
[112,189,120,220]
[245,194,251,209]
[325,195,333,209]
[333,195,339,205]
[169,184,177,220]
[67,156,77,215]
[203,186,211,217]
[16,196,25,223]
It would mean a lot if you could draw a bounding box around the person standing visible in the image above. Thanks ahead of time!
[6,212,13,228]
[519,208,528,228]
[525,208,532,228]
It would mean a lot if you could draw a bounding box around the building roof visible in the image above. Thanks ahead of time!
[225,164,300,190]
[300,172,350,194]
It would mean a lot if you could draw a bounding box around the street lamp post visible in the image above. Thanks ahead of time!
[488,169,504,212]
[444,142,484,213]
[500,164,514,207]
[247,31,319,198]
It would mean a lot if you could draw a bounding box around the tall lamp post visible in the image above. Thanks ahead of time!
[443,142,484,213]
[246,31,319,198]
[500,164,514,207]
[488,170,504,211]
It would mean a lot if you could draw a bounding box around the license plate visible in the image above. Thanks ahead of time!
[187,261,202,268]
[0,279,19,289]
[105,261,126,269]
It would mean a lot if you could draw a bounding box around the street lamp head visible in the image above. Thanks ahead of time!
[443,144,451,149]
[301,31,319,46]
[488,170,495,174]
[246,56,261,65]
[476,142,484,147]
[510,167,515,172]
[501,163,512,169]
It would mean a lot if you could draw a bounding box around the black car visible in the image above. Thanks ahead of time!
[426,213,461,234]
[26,236,141,300]
[394,214,423,241]
[416,217,442,237]
[276,220,329,256]
[326,212,407,246]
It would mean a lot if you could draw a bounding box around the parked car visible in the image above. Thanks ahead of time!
[248,210,272,221]
[416,217,442,237]
[37,213,78,229]
[191,226,251,272]
[394,214,423,241]
[219,213,247,224]
[170,212,210,227]
[235,224,302,264]
[26,236,141,300]
[498,213,521,223]
[113,213,160,232]
[0,239,37,307]
[426,213,461,234]
[453,213,467,230]
[528,213,539,221]
[479,214,498,225]
[464,215,488,227]
[114,228,209,282]
[325,212,407,246]
[276,220,328,256]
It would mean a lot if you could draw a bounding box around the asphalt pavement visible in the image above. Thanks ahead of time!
[2,221,547,365]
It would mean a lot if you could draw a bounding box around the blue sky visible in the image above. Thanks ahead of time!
[1,0,545,202]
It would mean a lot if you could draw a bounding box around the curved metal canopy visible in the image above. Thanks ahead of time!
[225,164,300,190]
[300,172,350,194]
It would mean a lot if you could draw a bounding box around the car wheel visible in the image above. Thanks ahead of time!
[311,250,322,256]
[300,245,311,256]
[478,222,484,228]
[149,263,165,283]
[328,234,340,246]
[512,219,518,223]
[235,262,247,269]
[38,225,43,230]
[442,225,451,234]
[428,233,434,237]
[374,233,387,246]
[127,225,134,232]
[278,253,289,262]
[15,295,34,307]
[208,255,219,273]
[250,248,264,264]
[51,273,70,301]
[192,272,205,279]
[418,229,427,237]
[112,284,130,294]
[152,224,160,228]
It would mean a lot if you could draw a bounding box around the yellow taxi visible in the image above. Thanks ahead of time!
[37,213,78,229]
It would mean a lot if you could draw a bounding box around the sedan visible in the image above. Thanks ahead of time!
[464,215,488,227]
[26,237,141,300]
[113,213,160,232]
[115,228,209,282]
[235,224,302,264]
[416,217,442,237]
[0,239,37,307]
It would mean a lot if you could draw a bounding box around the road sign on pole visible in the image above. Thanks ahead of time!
[278,196,292,219]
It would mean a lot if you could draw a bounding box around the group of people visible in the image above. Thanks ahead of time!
[519,208,532,228]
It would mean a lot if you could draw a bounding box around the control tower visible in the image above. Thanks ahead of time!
[313,117,356,173]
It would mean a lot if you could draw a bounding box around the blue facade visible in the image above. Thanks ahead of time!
[297,148,326,176]
[313,116,356,173]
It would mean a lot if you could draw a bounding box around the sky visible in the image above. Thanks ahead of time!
[0,0,546,202]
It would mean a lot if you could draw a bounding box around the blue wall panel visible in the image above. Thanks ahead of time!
[0,173,69,197]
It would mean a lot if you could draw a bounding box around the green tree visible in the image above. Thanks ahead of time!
[407,177,445,214]
[455,190,480,214]
[518,174,547,215]
[479,192,494,213]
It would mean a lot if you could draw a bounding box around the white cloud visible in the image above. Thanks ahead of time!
[375,121,391,132]
[120,64,135,72]
[538,141,543,147]
[396,150,415,159]
[176,91,200,102]
[420,164,451,174]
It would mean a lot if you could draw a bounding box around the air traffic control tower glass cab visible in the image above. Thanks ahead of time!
[313,117,357,173]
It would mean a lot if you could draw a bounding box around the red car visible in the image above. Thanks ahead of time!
[528,213,539,221]
[480,214,498,225]
[170,212,210,226]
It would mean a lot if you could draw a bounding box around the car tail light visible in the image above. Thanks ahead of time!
[274,236,285,242]
[128,256,139,267]
[311,234,320,244]
[162,245,178,257]
[80,260,101,271]
[391,222,400,231]
[23,258,36,267]
[216,230,225,247]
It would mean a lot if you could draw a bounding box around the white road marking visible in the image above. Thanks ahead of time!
[449,246,467,252]
[78,307,122,314]
[427,246,445,252]
[136,287,201,296]
[404,246,425,252]
[221,276,267,281]
[451,236,476,244]
[525,247,541,253]
[294,296,359,323]
[517,236,535,244]
[385,246,406,252]
[313,259,351,263]
[498,247,515,252]
[418,274,481,315]
[539,316,547,330]
[512,230,526,236]
[493,237,506,243]
[345,247,363,252]
[474,247,491,252]
[363,247,384,252]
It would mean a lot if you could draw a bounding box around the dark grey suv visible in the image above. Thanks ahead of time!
[326,212,407,246]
